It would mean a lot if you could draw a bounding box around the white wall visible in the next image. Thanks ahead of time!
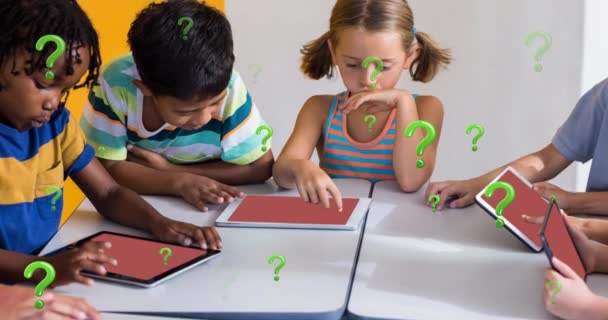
[228,0,584,190]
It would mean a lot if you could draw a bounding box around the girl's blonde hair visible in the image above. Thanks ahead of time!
[301,0,451,83]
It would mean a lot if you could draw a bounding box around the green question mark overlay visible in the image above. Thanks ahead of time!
[428,194,440,213]
[178,17,194,40]
[404,120,437,169]
[268,254,286,281]
[160,247,172,266]
[35,35,66,81]
[256,125,273,152]
[45,186,62,212]
[364,114,377,133]
[525,32,552,72]
[484,181,515,228]
[361,56,384,90]
[23,261,56,309]
[546,280,561,304]
[465,123,485,152]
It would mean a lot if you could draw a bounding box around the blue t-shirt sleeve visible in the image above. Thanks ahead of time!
[552,79,608,163]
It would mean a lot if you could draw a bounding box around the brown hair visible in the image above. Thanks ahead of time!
[300,0,451,83]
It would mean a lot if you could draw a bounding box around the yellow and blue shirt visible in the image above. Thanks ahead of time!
[0,108,94,254]
[80,55,271,165]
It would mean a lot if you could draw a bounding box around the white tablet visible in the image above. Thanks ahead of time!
[475,166,547,252]
[215,195,371,230]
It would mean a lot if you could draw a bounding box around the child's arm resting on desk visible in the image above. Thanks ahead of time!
[126,144,274,185]
[73,158,223,250]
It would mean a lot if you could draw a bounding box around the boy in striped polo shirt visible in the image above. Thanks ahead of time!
[81,1,274,212]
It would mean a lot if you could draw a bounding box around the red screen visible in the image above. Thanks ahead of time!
[545,204,586,279]
[480,170,546,247]
[228,195,360,225]
[89,233,210,281]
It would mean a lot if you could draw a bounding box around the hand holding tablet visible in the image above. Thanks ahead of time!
[46,232,221,288]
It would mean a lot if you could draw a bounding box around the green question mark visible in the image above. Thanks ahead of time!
[546,280,561,304]
[525,32,552,72]
[361,56,384,90]
[404,120,437,169]
[178,17,194,40]
[23,261,56,309]
[160,247,172,266]
[35,35,66,81]
[465,124,485,152]
[484,181,516,228]
[268,254,286,281]
[428,194,440,213]
[364,115,377,133]
[256,125,273,152]
[45,186,62,212]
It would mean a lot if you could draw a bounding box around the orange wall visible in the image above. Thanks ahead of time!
[61,0,225,225]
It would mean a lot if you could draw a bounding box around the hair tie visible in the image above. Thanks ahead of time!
[412,26,417,34]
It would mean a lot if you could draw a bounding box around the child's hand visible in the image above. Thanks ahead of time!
[150,217,222,250]
[339,89,415,115]
[0,285,101,320]
[126,144,173,170]
[424,179,483,210]
[532,182,573,212]
[293,161,343,211]
[544,257,598,320]
[44,241,117,287]
[177,173,244,211]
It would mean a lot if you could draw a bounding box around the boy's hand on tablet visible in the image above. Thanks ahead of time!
[544,257,598,320]
[293,162,343,212]
[151,217,222,250]
[425,179,483,211]
[177,173,244,211]
[44,241,117,287]
[532,182,573,212]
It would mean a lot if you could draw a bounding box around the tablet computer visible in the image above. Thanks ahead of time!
[539,198,586,280]
[475,166,546,252]
[44,231,221,288]
[215,195,371,230]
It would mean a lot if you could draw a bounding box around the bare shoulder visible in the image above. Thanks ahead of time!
[414,95,444,119]
[299,95,335,123]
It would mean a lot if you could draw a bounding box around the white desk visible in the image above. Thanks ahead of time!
[40,179,371,320]
[348,181,608,320]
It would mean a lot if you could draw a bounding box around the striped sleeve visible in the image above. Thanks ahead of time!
[220,71,271,165]
[79,71,129,161]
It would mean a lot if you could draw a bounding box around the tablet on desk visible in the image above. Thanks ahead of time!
[45,231,221,288]
[215,195,371,230]
[539,198,586,280]
[475,166,547,252]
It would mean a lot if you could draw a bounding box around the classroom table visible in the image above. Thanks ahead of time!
[347,181,608,320]
[40,179,372,320]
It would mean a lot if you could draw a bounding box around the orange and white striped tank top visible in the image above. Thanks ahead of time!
[320,91,415,183]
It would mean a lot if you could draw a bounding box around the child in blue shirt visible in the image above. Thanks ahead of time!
[0,0,221,294]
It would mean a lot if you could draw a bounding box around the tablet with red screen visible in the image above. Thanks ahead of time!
[475,166,546,252]
[45,231,220,287]
[539,199,586,280]
[215,195,371,230]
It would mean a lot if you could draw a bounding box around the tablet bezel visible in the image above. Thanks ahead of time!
[474,166,543,252]
[44,231,221,288]
[538,199,587,281]
[215,195,371,230]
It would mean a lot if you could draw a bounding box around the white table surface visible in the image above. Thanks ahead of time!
[347,181,608,320]
[40,179,371,320]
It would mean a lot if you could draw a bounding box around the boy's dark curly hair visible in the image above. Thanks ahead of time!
[0,0,101,93]
[128,0,235,100]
